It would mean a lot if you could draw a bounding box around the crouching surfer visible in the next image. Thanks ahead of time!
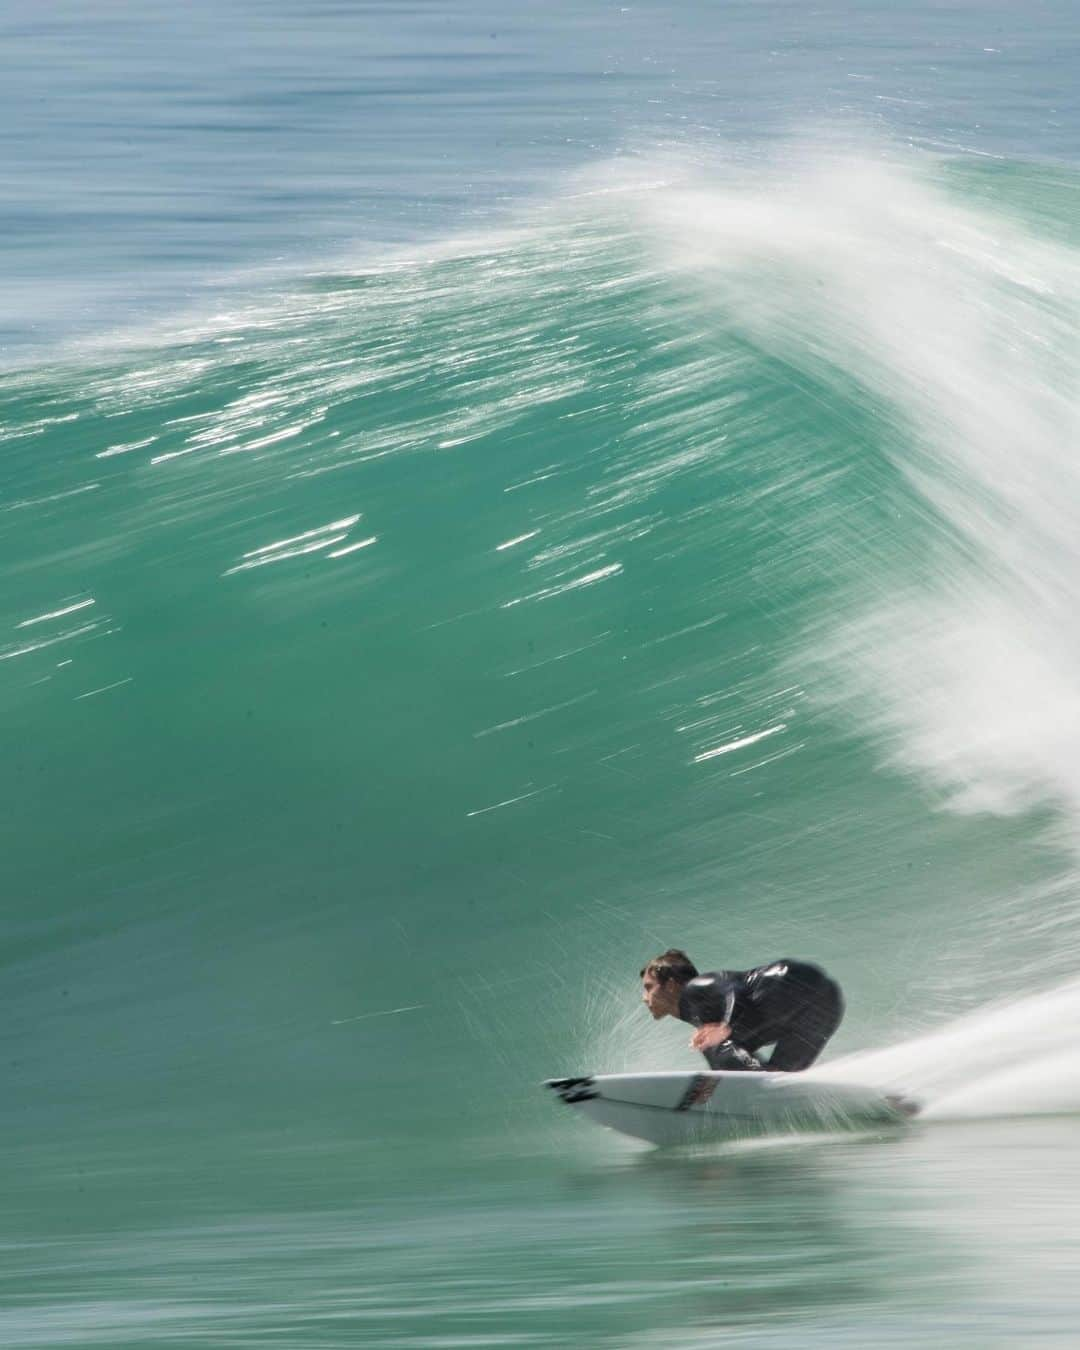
[640,948,844,1072]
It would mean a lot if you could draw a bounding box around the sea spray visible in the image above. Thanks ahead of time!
[815,978,1080,1119]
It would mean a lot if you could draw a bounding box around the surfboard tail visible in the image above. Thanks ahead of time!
[884,1092,922,1118]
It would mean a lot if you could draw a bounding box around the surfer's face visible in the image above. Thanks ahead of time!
[641,974,680,1020]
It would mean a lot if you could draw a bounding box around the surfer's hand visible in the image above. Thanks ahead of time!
[690,1023,731,1050]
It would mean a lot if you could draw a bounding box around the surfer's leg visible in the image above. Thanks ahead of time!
[765,978,844,1072]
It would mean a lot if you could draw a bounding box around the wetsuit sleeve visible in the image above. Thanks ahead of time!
[680,973,767,1072]
[679,973,739,1027]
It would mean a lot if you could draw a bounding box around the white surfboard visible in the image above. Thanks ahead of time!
[546,1071,918,1146]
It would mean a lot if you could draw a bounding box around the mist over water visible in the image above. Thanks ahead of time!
[5,32,1080,1338]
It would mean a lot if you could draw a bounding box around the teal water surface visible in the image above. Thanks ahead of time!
[4,3,1080,1346]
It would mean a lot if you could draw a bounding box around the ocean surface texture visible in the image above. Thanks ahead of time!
[4,2,1080,1346]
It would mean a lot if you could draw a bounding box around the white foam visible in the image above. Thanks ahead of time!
[637,141,1080,825]
[812,978,1080,1119]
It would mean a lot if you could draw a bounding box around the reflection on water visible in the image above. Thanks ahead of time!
[3,1118,1078,1347]
[564,1131,948,1337]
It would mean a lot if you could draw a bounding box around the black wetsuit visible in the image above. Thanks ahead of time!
[678,960,844,1072]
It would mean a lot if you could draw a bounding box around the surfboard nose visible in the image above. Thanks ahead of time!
[545,1076,598,1103]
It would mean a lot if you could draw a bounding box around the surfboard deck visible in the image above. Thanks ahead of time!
[546,1071,919,1146]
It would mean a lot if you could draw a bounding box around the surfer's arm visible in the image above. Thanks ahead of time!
[689,1023,732,1050]
[680,974,738,1029]
[682,974,758,1059]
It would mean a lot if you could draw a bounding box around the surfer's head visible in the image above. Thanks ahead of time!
[640,948,698,1019]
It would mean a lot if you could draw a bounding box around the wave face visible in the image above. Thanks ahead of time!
[4,148,1080,1180]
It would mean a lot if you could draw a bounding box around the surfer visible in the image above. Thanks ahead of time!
[640,948,844,1072]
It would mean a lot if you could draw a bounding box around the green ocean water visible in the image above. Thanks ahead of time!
[5,4,1080,1345]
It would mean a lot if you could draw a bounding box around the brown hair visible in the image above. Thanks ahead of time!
[640,948,698,986]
